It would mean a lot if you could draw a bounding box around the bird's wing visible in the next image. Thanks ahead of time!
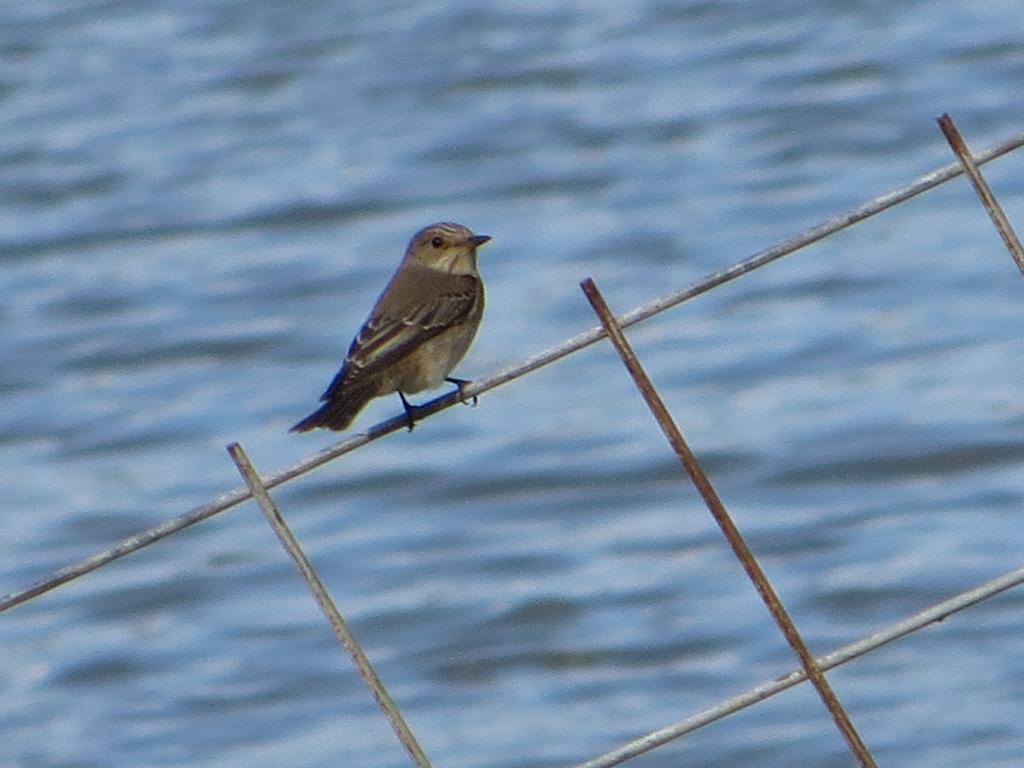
[320,272,480,400]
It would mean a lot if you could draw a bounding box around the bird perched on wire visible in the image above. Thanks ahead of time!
[291,222,491,433]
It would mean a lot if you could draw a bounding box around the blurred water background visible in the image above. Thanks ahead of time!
[3,1,1024,766]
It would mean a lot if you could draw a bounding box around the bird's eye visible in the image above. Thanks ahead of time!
[430,236,444,248]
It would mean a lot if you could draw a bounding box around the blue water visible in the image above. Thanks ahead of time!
[3,2,1024,766]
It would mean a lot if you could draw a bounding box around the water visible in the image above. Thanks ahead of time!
[3,2,1024,766]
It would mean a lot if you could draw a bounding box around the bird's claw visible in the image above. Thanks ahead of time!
[446,377,478,407]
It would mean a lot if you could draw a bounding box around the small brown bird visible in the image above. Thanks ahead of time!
[291,222,491,433]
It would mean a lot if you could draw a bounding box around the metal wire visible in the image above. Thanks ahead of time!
[228,443,434,768]
[3,127,1024,614]
[938,114,1024,274]
[569,115,1024,768]
[582,278,876,767]
[4,119,1024,768]
[571,562,1024,768]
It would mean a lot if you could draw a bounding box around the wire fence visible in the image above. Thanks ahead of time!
[4,115,1024,767]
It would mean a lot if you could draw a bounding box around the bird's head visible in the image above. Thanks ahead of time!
[406,222,491,274]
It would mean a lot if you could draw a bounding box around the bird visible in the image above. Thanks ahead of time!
[291,222,491,433]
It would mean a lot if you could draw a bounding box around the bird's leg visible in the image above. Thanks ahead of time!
[398,392,421,432]
[445,377,478,407]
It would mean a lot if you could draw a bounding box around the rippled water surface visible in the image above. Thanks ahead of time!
[4,2,1024,767]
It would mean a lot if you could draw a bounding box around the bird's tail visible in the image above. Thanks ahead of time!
[290,387,374,433]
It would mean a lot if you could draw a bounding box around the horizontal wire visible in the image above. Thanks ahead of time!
[3,128,1024,614]
[571,562,1024,768]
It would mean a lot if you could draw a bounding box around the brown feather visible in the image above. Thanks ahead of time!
[324,267,481,398]
[292,222,488,433]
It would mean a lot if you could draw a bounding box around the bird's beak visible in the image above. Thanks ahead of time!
[467,234,491,248]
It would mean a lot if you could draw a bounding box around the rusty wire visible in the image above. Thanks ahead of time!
[581,278,877,767]
[228,443,434,768]
[4,121,1024,768]
[3,127,1024,614]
